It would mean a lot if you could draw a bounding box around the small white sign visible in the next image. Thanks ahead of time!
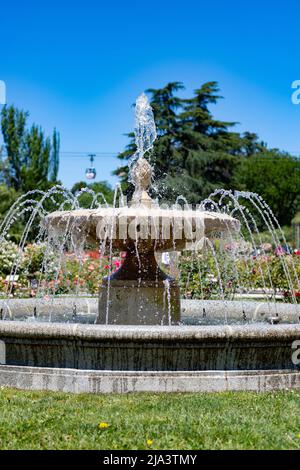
[0,340,6,364]
[0,80,6,105]
[5,275,19,282]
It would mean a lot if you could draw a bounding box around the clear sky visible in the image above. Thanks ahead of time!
[0,0,300,188]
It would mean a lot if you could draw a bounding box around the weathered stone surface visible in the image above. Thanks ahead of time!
[0,365,299,393]
[97,279,181,325]
[0,322,299,372]
[0,321,299,392]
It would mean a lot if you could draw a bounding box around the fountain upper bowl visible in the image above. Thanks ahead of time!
[45,207,240,252]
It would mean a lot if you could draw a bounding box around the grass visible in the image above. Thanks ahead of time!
[0,388,299,450]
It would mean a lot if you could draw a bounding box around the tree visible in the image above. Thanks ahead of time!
[49,128,60,183]
[0,106,27,190]
[0,184,23,242]
[233,151,300,226]
[0,105,60,192]
[71,181,114,207]
[116,81,264,202]
[115,80,300,224]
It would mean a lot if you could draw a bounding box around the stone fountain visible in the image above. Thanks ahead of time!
[0,93,299,394]
[45,95,239,325]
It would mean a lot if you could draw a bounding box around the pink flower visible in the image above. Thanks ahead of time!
[88,264,95,271]
[113,260,121,268]
[274,245,285,256]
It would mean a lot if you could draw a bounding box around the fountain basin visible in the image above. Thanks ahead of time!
[1,298,299,324]
[0,320,299,393]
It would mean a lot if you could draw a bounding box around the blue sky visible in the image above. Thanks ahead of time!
[0,1,300,188]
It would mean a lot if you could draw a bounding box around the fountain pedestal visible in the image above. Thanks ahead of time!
[97,157,182,325]
[97,248,181,325]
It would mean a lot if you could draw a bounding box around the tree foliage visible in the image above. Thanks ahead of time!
[0,105,60,192]
[234,151,300,226]
[71,181,114,207]
[116,81,299,224]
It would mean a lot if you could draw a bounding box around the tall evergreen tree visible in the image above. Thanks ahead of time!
[115,81,270,203]
[0,105,60,192]
[171,82,241,201]
[0,106,28,190]
[49,128,60,183]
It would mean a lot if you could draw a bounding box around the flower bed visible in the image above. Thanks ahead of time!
[0,241,300,301]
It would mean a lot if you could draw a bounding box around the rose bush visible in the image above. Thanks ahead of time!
[179,249,300,302]
[0,241,124,298]
[1,240,300,302]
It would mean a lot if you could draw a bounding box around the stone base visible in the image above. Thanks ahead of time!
[0,365,299,393]
[97,280,181,325]
[0,322,299,392]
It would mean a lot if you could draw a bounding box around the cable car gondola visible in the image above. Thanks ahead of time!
[85,154,96,180]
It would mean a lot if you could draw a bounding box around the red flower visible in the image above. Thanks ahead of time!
[283,290,300,298]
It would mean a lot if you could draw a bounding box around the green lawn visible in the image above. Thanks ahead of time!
[0,388,299,450]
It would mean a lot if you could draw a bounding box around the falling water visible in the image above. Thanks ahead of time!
[134,93,157,160]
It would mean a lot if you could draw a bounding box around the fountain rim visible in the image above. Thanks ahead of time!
[0,320,299,341]
[45,206,240,222]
